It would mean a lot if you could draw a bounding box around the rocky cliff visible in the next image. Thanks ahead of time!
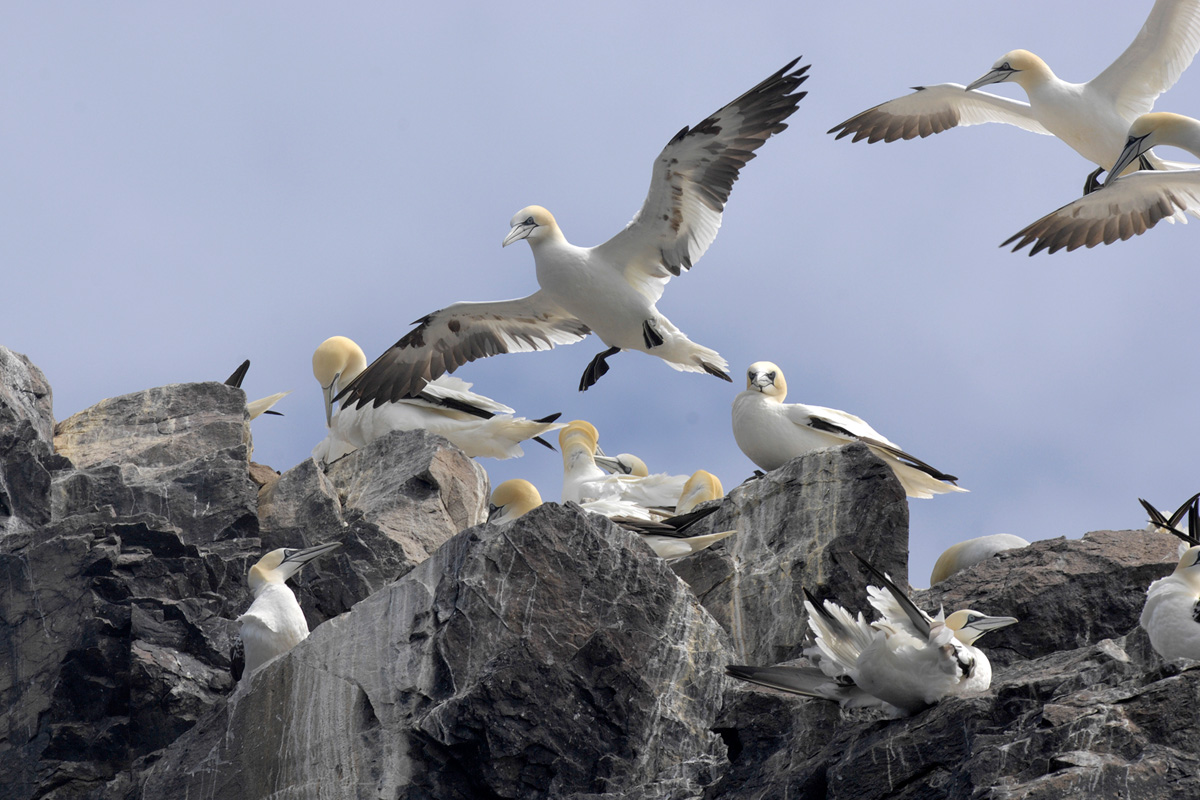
[1,344,1196,799]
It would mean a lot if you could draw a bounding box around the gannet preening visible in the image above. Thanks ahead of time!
[675,470,725,514]
[223,358,290,419]
[829,1,1200,192]
[726,554,1018,716]
[929,534,1030,584]
[731,362,966,499]
[1139,493,1200,555]
[1003,113,1200,254]
[593,451,649,477]
[334,59,809,403]
[559,421,689,510]
[1140,545,1200,661]
[233,541,342,680]
[487,478,733,560]
[311,335,565,464]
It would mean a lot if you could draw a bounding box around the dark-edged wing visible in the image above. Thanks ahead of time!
[336,292,591,408]
[610,505,720,537]
[853,552,932,639]
[803,410,959,483]
[224,359,250,388]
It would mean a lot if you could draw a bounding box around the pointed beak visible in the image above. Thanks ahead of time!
[965,68,1012,92]
[280,541,342,568]
[1106,135,1149,184]
[973,615,1019,633]
[502,222,536,247]
[593,452,627,474]
[322,375,340,427]
[487,503,502,522]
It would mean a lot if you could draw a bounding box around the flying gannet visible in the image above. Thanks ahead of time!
[1140,545,1200,661]
[929,534,1030,584]
[731,361,966,499]
[310,335,564,464]
[233,541,342,680]
[334,59,809,403]
[224,358,290,419]
[726,554,1018,716]
[487,478,734,560]
[1003,112,1200,254]
[559,421,689,510]
[828,0,1200,192]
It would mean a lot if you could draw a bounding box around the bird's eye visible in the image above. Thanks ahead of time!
[524,216,535,225]
[1001,62,1011,70]
[767,372,776,381]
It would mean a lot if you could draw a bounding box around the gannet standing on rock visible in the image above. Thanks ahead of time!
[1140,545,1200,662]
[311,336,564,464]
[233,541,342,680]
[334,58,810,401]
[726,554,1018,716]
[828,0,1200,192]
[1004,113,1200,254]
[731,361,966,499]
[930,534,1030,584]
[559,421,688,509]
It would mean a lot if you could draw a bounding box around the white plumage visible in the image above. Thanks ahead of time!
[930,534,1030,584]
[559,420,688,510]
[1140,545,1200,662]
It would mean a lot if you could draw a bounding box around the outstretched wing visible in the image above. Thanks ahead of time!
[1090,0,1200,119]
[828,84,1051,143]
[593,58,810,302]
[336,291,591,408]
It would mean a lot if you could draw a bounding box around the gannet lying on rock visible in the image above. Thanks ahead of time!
[233,541,341,681]
[1141,545,1200,662]
[829,0,1200,192]
[311,335,564,463]
[731,361,966,499]
[675,470,725,514]
[334,58,809,400]
[930,534,1030,584]
[726,554,1017,716]
[559,421,689,510]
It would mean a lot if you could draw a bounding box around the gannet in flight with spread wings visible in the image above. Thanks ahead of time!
[726,554,1018,716]
[334,58,809,403]
[1141,545,1200,661]
[731,361,966,499]
[311,335,563,463]
[829,0,1200,192]
[232,541,341,681]
[1004,112,1200,254]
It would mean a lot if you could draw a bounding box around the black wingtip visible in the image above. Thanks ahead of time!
[262,409,284,417]
[532,435,557,452]
[224,359,250,388]
[535,412,562,424]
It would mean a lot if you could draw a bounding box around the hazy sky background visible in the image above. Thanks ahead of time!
[5,1,1200,586]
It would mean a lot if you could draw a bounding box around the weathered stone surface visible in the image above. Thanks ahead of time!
[673,442,909,665]
[916,528,1181,668]
[0,347,68,538]
[0,346,55,443]
[136,504,733,800]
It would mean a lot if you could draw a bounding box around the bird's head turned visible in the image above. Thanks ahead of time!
[1172,545,1200,586]
[944,609,1019,646]
[503,205,559,247]
[312,336,367,425]
[746,361,787,401]
[489,479,543,524]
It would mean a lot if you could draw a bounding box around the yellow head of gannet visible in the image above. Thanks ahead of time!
[676,470,724,514]
[502,205,563,248]
[745,360,787,400]
[312,336,368,427]
[942,609,1021,646]
[966,49,1052,92]
[594,451,649,477]
[488,479,544,524]
[1108,112,1199,183]
[246,542,343,596]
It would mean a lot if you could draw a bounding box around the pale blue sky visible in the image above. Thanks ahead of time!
[5,1,1200,584]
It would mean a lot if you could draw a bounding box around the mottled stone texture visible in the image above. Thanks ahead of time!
[673,442,909,665]
[0,347,67,538]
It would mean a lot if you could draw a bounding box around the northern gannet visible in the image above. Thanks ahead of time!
[310,335,564,463]
[829,1,1200,192]
[559,421,689,510]
[223,358,290,419]
[334,59,809,402]
[726,554,1018,716]
[1140,545,1200,661]
[233,541,342,680]
[731,361,967,499]
[675,470,725,514]
[929,534,1030,584]
[1139,493,1200,555]
[1004,113,1200,254]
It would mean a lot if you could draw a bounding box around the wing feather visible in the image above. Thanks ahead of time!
[828,84,1052,143]
[1090,0,1200,119]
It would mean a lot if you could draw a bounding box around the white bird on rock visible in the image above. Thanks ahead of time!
[233,541,342,681]
[1140,545,1200,661]
[311,336,564,464]
[1004,112,1200,254]
[333,59,809,401]
[731,361,966,499]
[828,0,1200,192]
[675,470,725,514]
[726,554,1018,716]
[559,421,688,510]
[930,534,1030,584]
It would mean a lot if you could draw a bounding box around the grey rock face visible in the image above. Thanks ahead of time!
[137,504,733,800]
[673,442,910,665]
[0,347,67,537]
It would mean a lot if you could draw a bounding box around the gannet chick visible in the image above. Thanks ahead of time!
[488,478,732,560]
[334,59,809,402]
[234,541,342,680]
[726,554,1017,716]
[559,421,688,510]
[731,361,966,499]
[1140,545,1200,662]
[829,1,1200,192]
[1004,112,1200,254]
[223,358,290,419]
[1139,493,1200,555]
[930,534,1030,584]
[676,470,725,514]
[311,335,564,463]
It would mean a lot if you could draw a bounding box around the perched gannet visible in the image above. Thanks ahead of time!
[676,470,725,514]
[726,554,1018,716]
[1140,545,1200,661]
[731,362,966,499]
[310,335,564,463]
[233,541,342,680]
[223,358,290,419]
[334,59,809,402]
[929,534,1030,584]
[593,451,650,477]
[829,1,1200,192]
[559,421,689,509]
[487,478,733,560]
[1139,493,1200,555]
[1004,113,1200,254]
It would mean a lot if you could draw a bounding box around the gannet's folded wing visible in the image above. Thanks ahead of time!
[336,292,591,408]
[828,84,1051,143]
[1091,0,1200,119]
